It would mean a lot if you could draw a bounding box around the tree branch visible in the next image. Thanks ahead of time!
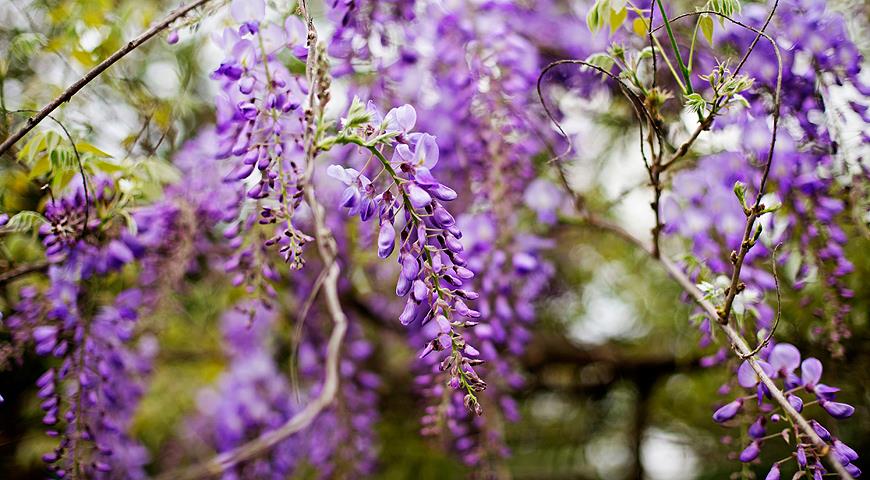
[0,260,49,285]
[657,6,782,173]
[0,0,217,157]
[156,3,348,478]
[563,214,853,479]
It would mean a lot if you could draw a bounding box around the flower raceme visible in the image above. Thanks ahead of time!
[3,178,181,478]
[326,100,486,413]
[713,343,860,476]
[212,0,313,285]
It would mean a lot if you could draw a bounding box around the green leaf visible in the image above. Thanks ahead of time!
[722,74,754,96]
[684,92,707,114]
[759,202,782,215]
[50,148,80,173]
[75,142,112,158]
[637,46,656,61]
[733,181,747,208]
[138,159,181,187]
[18,131,62,167]
[586,0,602,33]
[632,18,649,37]
[752,223,763,242]
[730,94,750,109]
[586,0,612,33]
[609,7,628,33]
[52,170,76,192]
[90,158,125,174]
[709,0,742,25]
[584,53,615,73]
[17,133,41,165]
[28,156,52,179]
[1,211,48,233]
[343,96,372,130]
[700,14,714,45]
[10,33,46,61]
[119,209,139,236]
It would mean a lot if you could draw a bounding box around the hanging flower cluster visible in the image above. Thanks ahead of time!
[3,178,180,478]
[325,99,487,411]
[0,0,866,478]
[190,305,379,478]
[211,0,313,289]
[713,343,860,478]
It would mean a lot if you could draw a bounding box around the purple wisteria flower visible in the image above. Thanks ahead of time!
[211,1,313,276]
[713,343,859,475]
[326,101,486,413]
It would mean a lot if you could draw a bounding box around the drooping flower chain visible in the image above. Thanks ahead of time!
[324,99,487,412]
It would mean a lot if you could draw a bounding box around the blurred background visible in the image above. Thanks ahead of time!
[0,0,868,478]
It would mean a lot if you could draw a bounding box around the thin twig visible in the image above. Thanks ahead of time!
[654,0,694,94]
[647,0,657,89]
[0,0,216,157]
[739,243,783,359]
[537,58,667,255]
[0,260,50,285]
[546,1,849,475]
[9,110,91,234]
[536,59,662,166]
[644,4,786,325]
[656,5,782,173]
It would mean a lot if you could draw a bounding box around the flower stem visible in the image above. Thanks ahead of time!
[655,0,693,94]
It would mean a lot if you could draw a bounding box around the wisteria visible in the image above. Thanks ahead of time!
[323,99,486,410]
[3,179,176,477]
[212,0,312,280]
[189,305,378,478]
[0,0,866,478]
[713,343,860,477]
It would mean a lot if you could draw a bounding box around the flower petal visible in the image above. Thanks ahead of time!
[712,399,742,423]
[738,441,760,462]
[737,361,758,388]
[385,104,416,132]
[377,221,396,258]
[769,343,801,373]
[326,165,356,185]
[821,399,855,419]
[413,133,439,168]
[801,357,823,386]
[406,183,432,208]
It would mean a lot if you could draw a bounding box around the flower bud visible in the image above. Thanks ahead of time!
[820,399,855,419]
[738,441,760,462]
[713,399,743,423]
[764,464,780,480]
[377,221,396,258]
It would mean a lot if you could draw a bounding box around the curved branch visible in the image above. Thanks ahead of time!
[0,0,217,157]
[739,243,782,359]
[156,2,348,478]
[548,2,849,475]
[0,260,50,285]
[9,110,91,234]
[536,59,662,167]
